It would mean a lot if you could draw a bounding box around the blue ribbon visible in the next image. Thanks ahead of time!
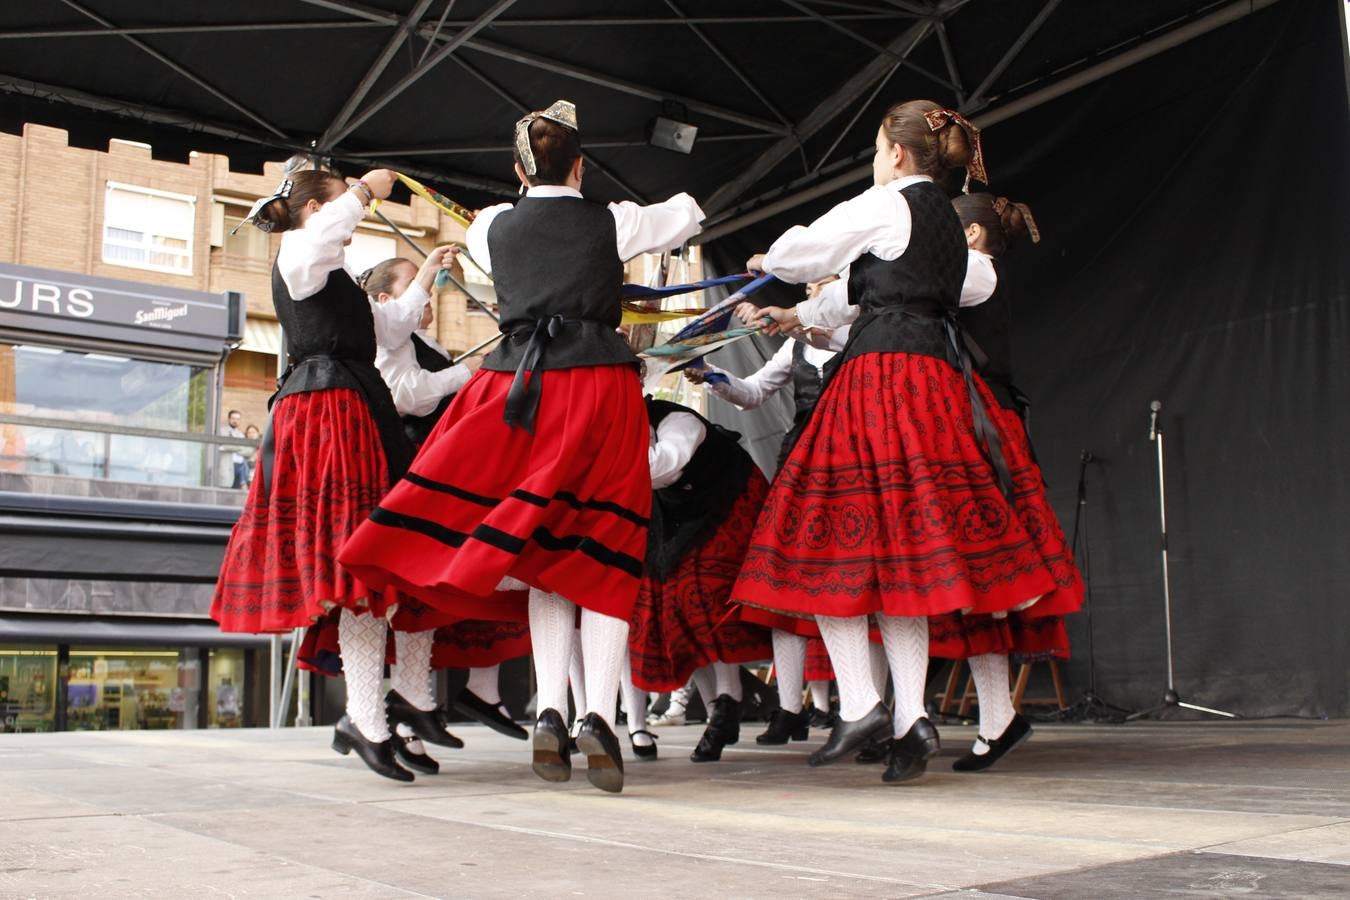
[621,273,752,299]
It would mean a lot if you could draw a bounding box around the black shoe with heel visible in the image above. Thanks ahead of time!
[332,715,415,782]
[808,702,890,767]
[881,717,941,784]
[385,690,464,749]
[393,734,440,775]
[531,708,572,783]
[756,707,811,745]
[629,729,659,761]
[576,712,625,793]
[690,694,740,762]
[855,736,890,764]
[952,714,1032,772]
[452,690,529,741]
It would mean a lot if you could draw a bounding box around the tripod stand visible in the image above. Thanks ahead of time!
[1056,450,1131,722]
[1126,403,1239,721]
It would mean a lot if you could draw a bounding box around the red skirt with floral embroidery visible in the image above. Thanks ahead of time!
[432,618,532,669]
[629,469,774,692]
[928,404,1082,659]
[339,366,651,622]
[212,388,409,633]
[804,636,836,682]
[732,352,1059,620]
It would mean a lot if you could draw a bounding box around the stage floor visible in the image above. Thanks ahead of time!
[1,719,1347,898]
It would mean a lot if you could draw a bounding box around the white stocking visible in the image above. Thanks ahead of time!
[580,607,629,730]
[815,615,882,721]
[620,653,652,746]
[568,627,587,717]
[969,653,1016,753]
[875,613,928,737]
[772,630,807,714]
[691,665,716,709]
[465,664,501,705]
[528,588,575,719]
[869,640,889,700]
[809,680,831,712]
[338,608,390,742]
[713,661,743,702]
[390,630,436,711]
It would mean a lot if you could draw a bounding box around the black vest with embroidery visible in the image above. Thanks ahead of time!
[402,333,456,447]
[646,399,756,579]
[774,341,835,471]
[959,257,1018,411]
[268,265,412,484]
[840,181,967,365]
[481,195,634,373]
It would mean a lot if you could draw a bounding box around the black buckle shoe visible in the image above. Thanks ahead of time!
[393,734,440,775]
[531,708,572,783]
[690,694,741,762]
[854,736,891,764]
[952,714,1032,772]
[452,689,529,741]
[629,729,659,761]
[332,715,414,782]
[756,707,811,745]
[575,712,625,793]
[882,717,941,784]
[385,690,464,749]
[808,702,890,767]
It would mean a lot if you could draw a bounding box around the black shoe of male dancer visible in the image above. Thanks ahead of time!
[393,733,440,775]
[385,690,464,749]
[452,689,529,741]
[575,712,625,793]
[756,707,811,745]
[952,714,1032,772]
[332,715,414,782]
[808,702,890,767]
[881,717,941,784]
[690,694,741,762]
[531,708,572,783]
[854,736,890,764]
[809,706,837,729]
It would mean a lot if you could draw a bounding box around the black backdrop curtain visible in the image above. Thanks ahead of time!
[704,0,1350,717]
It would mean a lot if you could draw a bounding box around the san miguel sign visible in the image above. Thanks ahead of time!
[0,262,243,353]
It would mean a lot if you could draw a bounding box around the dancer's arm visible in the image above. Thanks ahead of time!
[609,193,705,260]
[649,411,707,489]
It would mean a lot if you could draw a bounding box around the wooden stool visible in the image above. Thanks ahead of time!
[1012,658,1067,712]
[934,660,978,718]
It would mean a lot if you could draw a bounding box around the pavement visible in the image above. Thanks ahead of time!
[1,719,1347,899]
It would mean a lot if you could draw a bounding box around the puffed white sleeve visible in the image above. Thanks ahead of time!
[960,251,998,308]
[760,186,910,284]
[277,191,366,301]
[796,277,859,330]
[388,364,471,418]
[608,192,705,260]
[649,411,707,489]
[464,202,513,276]
[705,340,794,410]
[370,282,430,349]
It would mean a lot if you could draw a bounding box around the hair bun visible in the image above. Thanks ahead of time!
[994,197,1040,244]
[935,123,972,171]
[252,197,292,233]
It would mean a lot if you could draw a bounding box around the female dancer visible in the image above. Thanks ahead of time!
[340,101,703,793]
[926,193,1084,771]
[211,162,437,782]
[627,398,773,763]
[733,100,1059,785]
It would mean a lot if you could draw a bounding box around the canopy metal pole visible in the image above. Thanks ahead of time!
[267,634,282,729]
[271,628,302,728]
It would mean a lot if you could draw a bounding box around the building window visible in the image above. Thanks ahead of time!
[221,209,271,261]
[344,231,398,277]
[102,182,196,275]
[208,648,245,728]
[66,648,200,731]
[0,646,57,733]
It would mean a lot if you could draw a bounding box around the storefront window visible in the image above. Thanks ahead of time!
[207,648,245,728]
[0,646,57,733]
[66,648,201,731]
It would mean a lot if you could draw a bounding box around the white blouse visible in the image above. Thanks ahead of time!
[275,190,428,348]
[705,326,847,410]
[961,249,998,308]
[374,312,472,418]
[465,185,706,273]
[648,410,707,489]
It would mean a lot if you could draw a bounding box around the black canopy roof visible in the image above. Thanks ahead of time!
[0,1,1275,232]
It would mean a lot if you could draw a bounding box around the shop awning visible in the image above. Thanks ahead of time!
[0,613,287,647]
[239,316,282,357]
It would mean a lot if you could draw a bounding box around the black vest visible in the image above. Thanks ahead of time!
[840,181,967,365]
[401,333,456,447]
[774,341,834,472]
[646,399,756,579]
[264,266,412,489]
[958,257,1018,411]
[481,195,634,373]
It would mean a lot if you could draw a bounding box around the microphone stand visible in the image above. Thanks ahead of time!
[1127,405,1239,721]
[1056,450,1131,722]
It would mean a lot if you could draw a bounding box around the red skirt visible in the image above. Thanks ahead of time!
[432,619,532,669]
[928,403,1082,658]
[629,469,774,692]
[212,389,402,633]
[804,636,836,682]
[733,352,1058,620]
[339,366,652,621]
